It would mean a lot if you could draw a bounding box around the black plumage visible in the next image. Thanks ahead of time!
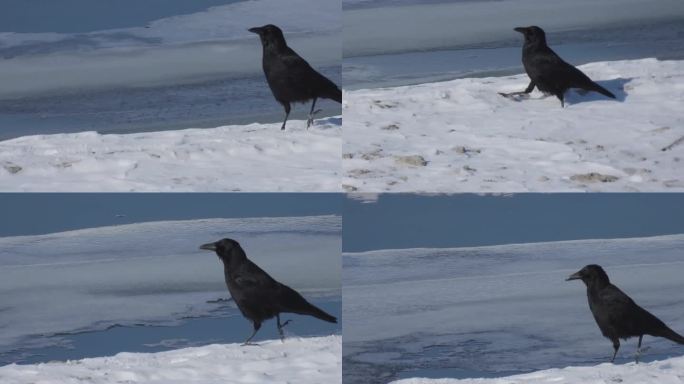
[248,24,342,130]
[501,26,616,107]
[200,238,337,345]
[567,264,684,362]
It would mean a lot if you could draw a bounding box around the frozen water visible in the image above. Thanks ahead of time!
[0,215,341,362]
[343,234,684,383]
[0,0,341,135]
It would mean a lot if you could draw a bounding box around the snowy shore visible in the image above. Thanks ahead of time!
[391,355,684,384]
[0,336,342,384]
[343,59,684,192]
[0,117,341,192]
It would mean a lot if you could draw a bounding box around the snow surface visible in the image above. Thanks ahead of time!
[0,215,341,356]
[343,234,684,383]
[0,336,342,384]
[391,355,684,384]
[343,59,684,192]
[0,117,341,191]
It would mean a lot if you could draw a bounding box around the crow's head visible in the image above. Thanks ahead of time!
[514,26,547,45]
[248,24,287,48]
[566,264,610,287]
[200,238,245,264]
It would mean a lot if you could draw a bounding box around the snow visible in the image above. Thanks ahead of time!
[0,335,342,384]
[390,355,684,384]
[343,234,684,382]
[342,59,684,192]
[0,215,341,355]
[0,117,341,191]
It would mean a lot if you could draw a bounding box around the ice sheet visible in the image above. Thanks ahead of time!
[343,234,684,382]
[0,215,341,356]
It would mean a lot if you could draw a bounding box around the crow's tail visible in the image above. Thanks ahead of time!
[657,326,684,344]
[325,87,342,104]
[588,81,616,99]
[304,302,337,323]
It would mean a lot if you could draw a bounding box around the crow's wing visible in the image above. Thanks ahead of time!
[528,47,607,94]
[279,48,339,98]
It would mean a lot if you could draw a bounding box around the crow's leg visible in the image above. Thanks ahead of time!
[557,92,565,108]
[499,80,536,98]
[281,103,291,130]
[307,98,318,128]
[243,321,262,346]
[276,314,292,342]
[635,335,643,364]
[611,339,620,363]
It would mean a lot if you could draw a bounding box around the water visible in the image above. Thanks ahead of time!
[1,296,340,365]
[0,0,244,33]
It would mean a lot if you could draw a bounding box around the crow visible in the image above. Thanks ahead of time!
[199,238,337,345]
[248,24,342,130]
[567,264,684,363]
[500,26,616,107]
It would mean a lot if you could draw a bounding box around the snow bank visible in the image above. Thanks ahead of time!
[343,59,684,192]
[0,117,341,191]
[0,336,342,384]
[391,355,684,384]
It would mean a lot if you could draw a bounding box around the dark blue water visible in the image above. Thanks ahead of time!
[0,0,244,33]
[1,296,340,365]
[0,193,343,237]
[343,194,684,252]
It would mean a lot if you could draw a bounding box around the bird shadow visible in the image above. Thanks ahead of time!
[565,77,632,106]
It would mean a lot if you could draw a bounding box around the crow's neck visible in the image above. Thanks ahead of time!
[587,278,610,293]
[524,39,547,52]
[263,39,288,55]
[220,249,247,271]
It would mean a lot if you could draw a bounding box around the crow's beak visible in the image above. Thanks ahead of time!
[248,27,262,35]
[199,242,217,251]
[566,271,582,281]
[514,27,526,34]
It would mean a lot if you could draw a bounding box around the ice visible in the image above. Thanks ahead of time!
[343,59,684,192]
[0,215,341,356]
[0,116,342,192]
[344,0,684,57]
[0,0,341,98]
[0,335,342,384]
[343,234,684,382]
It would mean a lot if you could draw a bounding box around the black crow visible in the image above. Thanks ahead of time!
[199,238,337,345]
[567,264,684,363]
[500,26,616,107]
[248,24,342,130]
